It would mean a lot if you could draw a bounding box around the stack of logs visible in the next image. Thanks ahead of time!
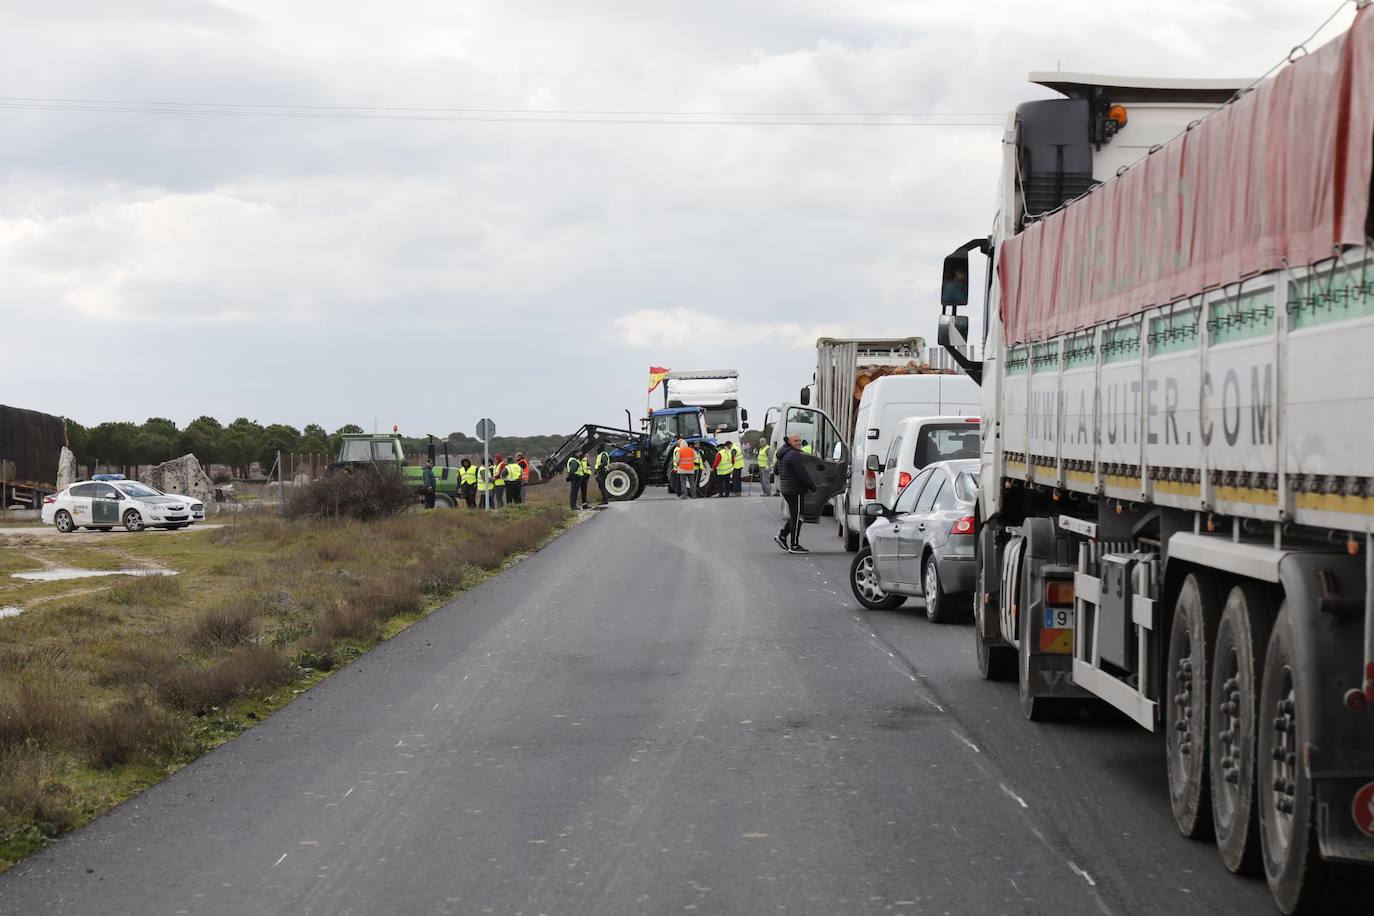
[852,361,953,403]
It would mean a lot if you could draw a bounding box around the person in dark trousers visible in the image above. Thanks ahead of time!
[712,443,732,497]
[731,441,743,495]
[459,458,476,507]
[593,443,611,506]
[567,451,590,509]
[421,459,436,509]
[774,434,814,553]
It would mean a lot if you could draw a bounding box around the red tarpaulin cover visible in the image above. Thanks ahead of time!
[999,8,1374,344]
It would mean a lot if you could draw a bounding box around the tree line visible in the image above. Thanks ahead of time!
[65,419,572,478]
[66,417,364,479]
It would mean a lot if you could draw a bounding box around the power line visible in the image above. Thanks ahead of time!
[0,96,1004,127]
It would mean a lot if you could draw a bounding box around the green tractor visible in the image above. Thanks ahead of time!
[329,432,464,508]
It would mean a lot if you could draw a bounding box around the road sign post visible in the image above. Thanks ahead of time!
[476,419,496,511]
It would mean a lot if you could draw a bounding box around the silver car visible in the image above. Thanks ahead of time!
[849,459,979,622]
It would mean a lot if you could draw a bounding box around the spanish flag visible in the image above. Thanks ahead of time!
[647,366,671,393]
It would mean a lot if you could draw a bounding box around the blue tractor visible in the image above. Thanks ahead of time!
[539,407,721,501]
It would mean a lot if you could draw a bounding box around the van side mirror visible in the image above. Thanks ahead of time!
[799,387,811,406]
[865,454,881,471]
[940,252,970,307]
[938,314,970,348]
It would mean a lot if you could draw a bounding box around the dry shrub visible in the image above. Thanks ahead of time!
[187,602,258,651]
[286,468,414,522]
[314,535,361,563]
[157,646,294,715]
[79,697,182,769]
[314,604,378,643]
[0,671,73,748]
[351,570,424,621]
[54,601,120,625]
[95,643,183,691]
[0,748,77,832]
[0,645,68,675]
[108,575,183,607]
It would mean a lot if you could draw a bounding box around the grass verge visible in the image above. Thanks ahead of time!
[0,489,574,870]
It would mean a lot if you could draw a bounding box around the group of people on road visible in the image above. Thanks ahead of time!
[419,452,532,509]
[672,439,754,499]
[565,442,612,510]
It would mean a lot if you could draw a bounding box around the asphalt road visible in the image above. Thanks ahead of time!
[0,492,1274,915]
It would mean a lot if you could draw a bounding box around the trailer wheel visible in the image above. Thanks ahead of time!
[434,493,456,509]
[1166,572,1221,839]
[1257,603,1333,915]
[1210,584,1271,875]
[974,571,1015,681]
[602,463,639,501]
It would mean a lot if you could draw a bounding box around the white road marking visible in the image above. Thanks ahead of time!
[342,787,355,799]
[272,853,288,868]
[952,731,981,754]
[999,783,1029,809]
[1068,861,1097,886]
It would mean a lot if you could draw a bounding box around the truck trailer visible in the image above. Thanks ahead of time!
[936,16,1374,913]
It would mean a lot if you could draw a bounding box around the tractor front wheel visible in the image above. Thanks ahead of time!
[602,463,640,501]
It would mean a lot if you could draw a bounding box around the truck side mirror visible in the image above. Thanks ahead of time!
[741,423,750,430]
[940,252,970,307]
[740,408,749,422]
[865,454,881,471]
[799,387,811,406]
[938,314,970,349]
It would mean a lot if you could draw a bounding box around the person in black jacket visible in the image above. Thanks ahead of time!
[774,434,815,553]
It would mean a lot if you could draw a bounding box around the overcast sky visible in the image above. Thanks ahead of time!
[0,0,1355,436]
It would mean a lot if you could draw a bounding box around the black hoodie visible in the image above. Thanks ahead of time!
[775,443,815,496]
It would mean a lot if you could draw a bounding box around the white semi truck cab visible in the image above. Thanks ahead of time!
[663,370,746,445]
[936,14,1374,912]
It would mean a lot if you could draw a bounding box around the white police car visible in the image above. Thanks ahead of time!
[41,477,205,533]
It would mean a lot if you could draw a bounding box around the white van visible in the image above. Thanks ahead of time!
[838,373,979,551]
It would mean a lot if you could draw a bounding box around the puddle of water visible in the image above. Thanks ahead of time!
[11,568,178,582]
[0,606,22,619]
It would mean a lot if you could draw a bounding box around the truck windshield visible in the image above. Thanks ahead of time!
[701,407,736,433]
[912,424,980,468]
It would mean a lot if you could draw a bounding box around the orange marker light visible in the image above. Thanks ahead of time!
[1107,104,1128,128]
[1045,580,1075,606]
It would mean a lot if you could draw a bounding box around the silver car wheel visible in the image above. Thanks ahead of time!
[854,553,886,603]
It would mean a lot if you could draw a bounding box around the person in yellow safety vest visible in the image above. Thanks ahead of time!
[729,441,744,495]
[757,442,773,497]
[502,456,522,505]
[711,441,733,498]
[671,438,699,499]
[475,461,492,509]
[801,440,814,455]
[566,452,591,509]
[459,458,478,508]
[497,455,513,508]
[591,445,611,507]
